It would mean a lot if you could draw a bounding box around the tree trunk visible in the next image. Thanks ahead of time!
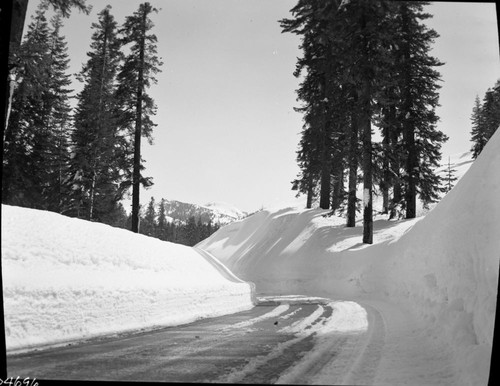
[389,122,401,219]
[346,107,358,227]
[401,3,417,219]
[306,174,313,209]
[360,85,373,244]
[331,162,344,212]
[381,112,391,214]
[3,0,28,137]
[131,11,146,233]
[360,8,373,244]
[319,150,331,209]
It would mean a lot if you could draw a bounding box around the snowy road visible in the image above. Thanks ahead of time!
[7,295,384,383]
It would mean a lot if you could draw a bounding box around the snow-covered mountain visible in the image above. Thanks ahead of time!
[161,199,247,225]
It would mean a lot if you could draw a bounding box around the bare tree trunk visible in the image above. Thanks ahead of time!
[346,108,358,227]
[360,85,373,244]
[331,162,344,212]
[306,174,314,209]
[131,12,146,233]
[3,0,28,140]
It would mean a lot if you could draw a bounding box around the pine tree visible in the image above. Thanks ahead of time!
[3,4,52,206]
[470,81,500,159]
[5,0,90,136]
[479,81,500,151]
[157,198,168,240]
[183,216,197,246]
[43,12,73,213]
[116,2,163,233]
[334,0,397,243]
[470,95,486,159]
[140,196,156,236]
[3,5,73,212]
[70,5,127,222]
[443,157,457,193]
[393,2,446,217]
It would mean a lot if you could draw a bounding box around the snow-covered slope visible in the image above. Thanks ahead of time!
[198,132,500,385]
[1,206,254,353]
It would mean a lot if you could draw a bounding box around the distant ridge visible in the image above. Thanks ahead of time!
[161,199,247,225]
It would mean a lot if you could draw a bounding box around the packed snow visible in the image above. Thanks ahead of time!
[203,201,247,221]
[198,131,500,385]
[1,207,254,353]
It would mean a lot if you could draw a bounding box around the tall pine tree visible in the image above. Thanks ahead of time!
[282,0,446,243]
[470,95,486,159]
[470,80,500,158]
[393,2,446,217]
[70,5,128,223]
[116,2,163,233]
[3,4,73,212]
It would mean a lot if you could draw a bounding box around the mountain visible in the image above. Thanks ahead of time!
[161,199,247,225]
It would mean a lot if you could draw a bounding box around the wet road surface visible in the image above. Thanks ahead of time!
[7,295,377,383]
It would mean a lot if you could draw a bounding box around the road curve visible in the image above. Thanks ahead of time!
[7,295,381,384]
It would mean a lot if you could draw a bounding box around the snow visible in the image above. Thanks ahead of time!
[203,201,247,220]
[363,188,370,208]
[198,130,500,385]
[1,206,254,353]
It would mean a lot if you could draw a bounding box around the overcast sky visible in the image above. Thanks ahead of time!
[25,1,500,213]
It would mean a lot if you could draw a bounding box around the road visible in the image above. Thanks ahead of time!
[7,295,384,384]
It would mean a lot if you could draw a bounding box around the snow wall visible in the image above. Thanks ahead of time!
[198,129,500,385]
[1,206,254,352]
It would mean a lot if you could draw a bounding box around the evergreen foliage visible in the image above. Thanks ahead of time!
[137,197,221,246]
[116,2,163,233]
[470,80,500,158]
[3,4,73,212]
[281,0,447,242]
[69,5,128,224]
[442,157,457,193]
[3,2,163,234]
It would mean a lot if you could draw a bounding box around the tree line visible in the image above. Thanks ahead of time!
[138,197,221,246]
[3,1,161,232]
[470,79,500,159]
[281,0,448,243]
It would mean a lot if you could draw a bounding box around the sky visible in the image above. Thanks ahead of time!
[24,0,500,213]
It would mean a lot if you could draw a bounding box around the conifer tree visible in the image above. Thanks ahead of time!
[3,4,52,205]
[70,5,127,222]
[5,0,90,136]
[282,0,446,243]
[116,2,163,233]
[3,5,73,212]
[478,82,500,155]
[470,95,486,159]
[470,81,500,159]
[140,196,156,236]
[443,157,457,193]
[43,12,73,213]
[334,0,397,243]
[157,198,168,240]
[393,1,446,217]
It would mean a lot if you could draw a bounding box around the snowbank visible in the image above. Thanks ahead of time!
[1,206,254,352]
[198,131,500,385]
